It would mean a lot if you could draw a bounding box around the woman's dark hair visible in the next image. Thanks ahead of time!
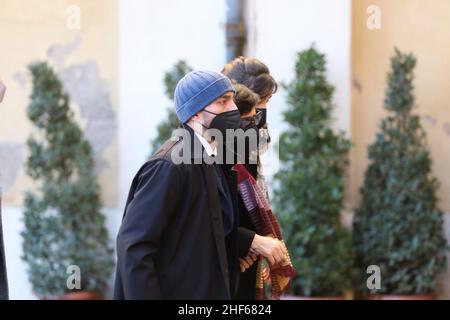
[233,82,260,115]
[222,56,277,100]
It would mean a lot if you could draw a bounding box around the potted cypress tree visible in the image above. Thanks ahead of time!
[150,60,192,155]
[22,62,114,299]
[275,46,355,299]
[353,49,448,300]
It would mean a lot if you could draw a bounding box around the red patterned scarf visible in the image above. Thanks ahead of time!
[234,163,295,300]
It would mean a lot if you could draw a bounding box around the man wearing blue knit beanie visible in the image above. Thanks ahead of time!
[115,70,251,299]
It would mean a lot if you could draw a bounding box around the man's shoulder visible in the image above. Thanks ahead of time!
[150,137,182,162]
[149,128,205,166]
[137,136,186,179]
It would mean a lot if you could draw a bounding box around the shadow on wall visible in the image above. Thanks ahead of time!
[0,36,116,195]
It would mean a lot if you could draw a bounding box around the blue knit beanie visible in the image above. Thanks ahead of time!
[174,70,235,123]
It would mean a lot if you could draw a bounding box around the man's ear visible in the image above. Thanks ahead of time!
[190,112,201,122]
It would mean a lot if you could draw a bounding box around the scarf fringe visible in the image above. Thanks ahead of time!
[234,163,296,300]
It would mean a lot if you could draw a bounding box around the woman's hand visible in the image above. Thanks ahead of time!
[250,234,286,266]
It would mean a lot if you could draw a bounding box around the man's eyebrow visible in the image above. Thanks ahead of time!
[216,93,233,102]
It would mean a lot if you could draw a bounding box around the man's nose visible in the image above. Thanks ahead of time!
[228,101,238,111]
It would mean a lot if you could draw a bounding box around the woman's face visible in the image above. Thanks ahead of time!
[240,107,257,118]
[256,94,272,109]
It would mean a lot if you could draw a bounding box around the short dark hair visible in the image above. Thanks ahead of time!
[222,56,277,100]
[233,82,260,115]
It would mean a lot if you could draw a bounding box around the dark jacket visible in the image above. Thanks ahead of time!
[235,163,258,300]
[114,126,254,299]
[0,195,8,300]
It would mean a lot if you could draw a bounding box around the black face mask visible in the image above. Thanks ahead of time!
[241,110,263,130]
[237,112,266,165]
[239,110,273,164]
[200,110,242,163]
[203,109,242,136]
[256,108,267,128]
[203,109,260,165]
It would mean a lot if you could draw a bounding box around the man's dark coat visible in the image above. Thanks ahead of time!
[114,126,254,299]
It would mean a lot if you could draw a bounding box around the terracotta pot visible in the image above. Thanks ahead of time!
[37,291,103,300]
[62,291,102,300]
[366,294,436,300]
[281,294,346,300]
